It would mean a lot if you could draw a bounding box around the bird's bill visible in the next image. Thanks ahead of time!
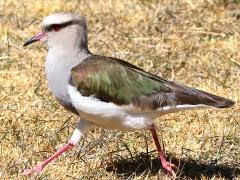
[23,32,47,46]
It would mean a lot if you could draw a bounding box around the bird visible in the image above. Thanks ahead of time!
[22,12,235,176]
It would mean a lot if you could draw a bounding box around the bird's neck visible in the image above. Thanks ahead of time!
[45,49,91,105]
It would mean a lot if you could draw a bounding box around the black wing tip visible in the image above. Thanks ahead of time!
[216,99,235,108]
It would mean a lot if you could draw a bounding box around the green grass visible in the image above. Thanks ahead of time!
[0,0,239,179]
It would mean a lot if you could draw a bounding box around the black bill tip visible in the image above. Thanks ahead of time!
[23,38,38,47]
[23,32,46,47]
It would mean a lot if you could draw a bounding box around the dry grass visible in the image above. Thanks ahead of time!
[1,0,240,179]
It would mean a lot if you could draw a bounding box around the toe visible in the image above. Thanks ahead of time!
[168,170,176,178]
[33,164,43,173]
[163,162,177,177]
[22,169,32,176]
[22,164,43,176]
[169,162,177,170]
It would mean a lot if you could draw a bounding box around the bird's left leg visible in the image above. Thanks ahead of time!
[23,119,92,176]
[150,125,177,177]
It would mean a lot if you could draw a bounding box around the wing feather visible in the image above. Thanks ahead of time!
[71,55,234,110]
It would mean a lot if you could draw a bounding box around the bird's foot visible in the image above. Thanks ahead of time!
[22,164,43,176]
[162,161,177,177]
[22,141,75,176]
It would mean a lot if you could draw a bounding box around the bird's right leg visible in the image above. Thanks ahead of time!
[150,125,177,177]
[23,119,92,176]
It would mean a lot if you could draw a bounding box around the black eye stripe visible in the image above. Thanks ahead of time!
[45,21,79,31]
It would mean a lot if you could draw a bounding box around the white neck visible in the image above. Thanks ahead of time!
[45,47,91,104]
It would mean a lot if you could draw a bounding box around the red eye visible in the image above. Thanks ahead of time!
[51,24,61,32]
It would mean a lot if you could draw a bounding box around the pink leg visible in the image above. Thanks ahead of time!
[22,119,91,176]
[150,125,177,176]
[22,140,74,176]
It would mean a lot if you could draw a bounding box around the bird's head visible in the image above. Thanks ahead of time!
[23,13,88,51]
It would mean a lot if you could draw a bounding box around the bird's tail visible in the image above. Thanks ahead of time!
[165,82,235,108]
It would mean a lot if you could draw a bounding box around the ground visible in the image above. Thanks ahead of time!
[0,0,239,179]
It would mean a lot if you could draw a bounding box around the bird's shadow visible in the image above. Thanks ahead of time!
[105,152,240,179]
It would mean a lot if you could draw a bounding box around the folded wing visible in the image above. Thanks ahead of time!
[70,55,234,111]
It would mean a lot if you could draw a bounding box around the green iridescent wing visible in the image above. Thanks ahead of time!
[71,55,234,110]
[71,55,172,110]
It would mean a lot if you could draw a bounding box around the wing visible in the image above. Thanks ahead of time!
[70,55,234,111]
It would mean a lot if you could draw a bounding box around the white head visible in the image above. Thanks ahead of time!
[24,13,89,53]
